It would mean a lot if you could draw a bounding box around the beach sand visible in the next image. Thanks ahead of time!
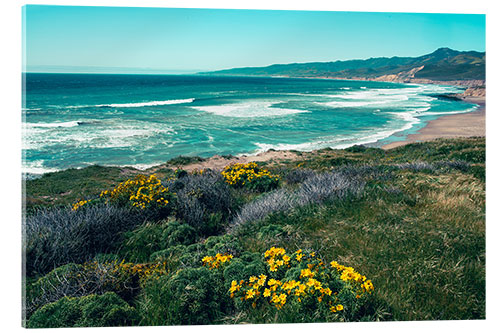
[157,150,302,172]
[382,96,485,150]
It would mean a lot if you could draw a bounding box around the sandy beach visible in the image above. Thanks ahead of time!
[382,96,485,150]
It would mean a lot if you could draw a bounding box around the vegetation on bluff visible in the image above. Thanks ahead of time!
[23,137,485,326]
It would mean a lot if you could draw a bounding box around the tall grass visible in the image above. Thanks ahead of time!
[231,171,364,231]
[24,204,149,276]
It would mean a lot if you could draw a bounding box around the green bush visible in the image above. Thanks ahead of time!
[149,234,242,272]
[26,263,82,319]
[167,155,206,166]
[118,220,196,263]
[98,174,174,217]
[138,267,230,326]
[27,292,139,328]
[167,170,235,236]
[26,260,146,319]
[226,247,377,323]
[222,162,280,192]
[222,252,267,290]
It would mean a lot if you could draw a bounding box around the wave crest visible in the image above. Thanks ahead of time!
[97,98,195,108]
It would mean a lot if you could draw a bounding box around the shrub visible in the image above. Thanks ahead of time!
[345,145,367,153]
[227,247,375,323]
[25,204,148,276]
[118,220,196,262]
[257,224,285,240]
[149,234,243,273]
[167,155,206,166]
[285,168,317,184]
[166,169,234,235]
[296,171,364,205]
[27,292,139,328]
[203,234,243,257]
[222,252,268,290]
[137,267,230,326]
[222,162,280,192]
[25,259,169,319]
[99,174,174,216]
[232,171,364,230]
[232,189,295,229]
[25,263,83,319]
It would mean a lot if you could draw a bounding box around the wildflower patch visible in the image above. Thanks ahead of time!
[222,162,279,192]
[72,174,174,212]
[209,247,374,322]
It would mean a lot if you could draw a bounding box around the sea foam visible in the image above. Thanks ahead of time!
[25,120,81,128]
[98,98,195,108]
[192,101,309,118]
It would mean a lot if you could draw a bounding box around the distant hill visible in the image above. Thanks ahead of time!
[200,48,485,85]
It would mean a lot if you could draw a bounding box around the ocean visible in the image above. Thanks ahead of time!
[22,73,477,174]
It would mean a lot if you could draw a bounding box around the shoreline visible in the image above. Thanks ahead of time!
[381,96,485,150]
[23,78,486,176]
[24,97,486,176]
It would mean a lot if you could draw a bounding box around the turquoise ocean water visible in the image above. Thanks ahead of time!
[23,73,477,174]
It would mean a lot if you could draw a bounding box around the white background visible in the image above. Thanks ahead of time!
[1,1,497,332]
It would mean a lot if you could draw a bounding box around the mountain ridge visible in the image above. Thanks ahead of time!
[200,48,485,86]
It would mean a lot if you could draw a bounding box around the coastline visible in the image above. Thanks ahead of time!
[23,76,486,176]
[381,96,485,150]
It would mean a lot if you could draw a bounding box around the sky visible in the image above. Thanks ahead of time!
[23,5,486,73]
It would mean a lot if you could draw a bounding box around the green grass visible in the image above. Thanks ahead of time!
[165,155,206,166]
[234,169,484,320]
[24,137,485,324]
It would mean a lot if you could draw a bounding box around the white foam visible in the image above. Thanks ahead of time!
[25,120,80,128]
[251,125,403,154]
[192,101,309,118]
[420,106,478,116]
[97,98,195,108]
[106,163,162,170]
[23,120,175,150]
[62,98,195,109]
[22,160,60,174]
[250,108,426,154]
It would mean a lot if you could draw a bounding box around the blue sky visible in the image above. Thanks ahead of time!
[23,5,486,73]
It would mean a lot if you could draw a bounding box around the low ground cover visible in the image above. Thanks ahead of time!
[23,137,485,326]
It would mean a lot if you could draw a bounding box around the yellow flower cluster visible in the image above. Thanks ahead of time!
[201,253,234,270]
[72,199,91,211]
[221,162,279,188]
[330,304,344,313]
[228,247,374,314]
[99,174,171,210]
[265,246,292,272]
[330,261,374,294]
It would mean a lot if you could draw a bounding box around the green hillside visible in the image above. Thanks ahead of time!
[202,48,485,81]
[24,137,485,326]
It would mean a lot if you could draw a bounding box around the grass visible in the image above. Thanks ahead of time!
[234,169,484,320]
[23,137,485,325]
